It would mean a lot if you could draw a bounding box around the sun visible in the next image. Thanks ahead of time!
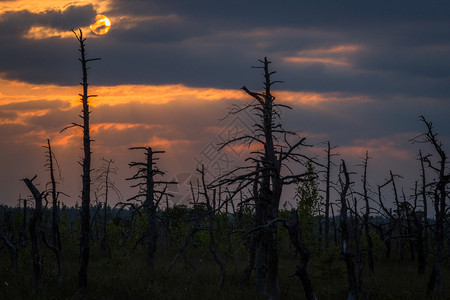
[90,14,111,35]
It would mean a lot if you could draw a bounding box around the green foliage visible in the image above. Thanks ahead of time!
[295,161,323,246]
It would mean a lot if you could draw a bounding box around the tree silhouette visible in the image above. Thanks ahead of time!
[127,147,175,270]
[214,57,310,299]
[61,29,100,289]
[413,116,448,295]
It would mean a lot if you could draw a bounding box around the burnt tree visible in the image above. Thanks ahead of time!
[94,158,121,255]
[62,29,100,289]
[127,147,175,270]
[198,165,226,289]
[44,139,63,284]
[361,151,374,273]
[338,160,358,300]
[23,176,45,291]
[283,209,317,300]
[215,57,310,300]
[412,116,448,295]
[323,141,338,250]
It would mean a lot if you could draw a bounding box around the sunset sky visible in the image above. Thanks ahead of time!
[1,0,449,208]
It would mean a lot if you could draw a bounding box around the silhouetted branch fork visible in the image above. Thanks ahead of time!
[218,135,264,151]
[241,86,265,105]
[282,172,313,185]
[129,147,165,154]
[60,123,83,133]
[240,218,285,241]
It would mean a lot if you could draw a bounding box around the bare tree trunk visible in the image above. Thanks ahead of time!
[145,148,157,270]
[217,57,309,300]
[284,209,317,300]
[412,182,426,275]
[64,29,100,289]
[362,151,374,273]
[46,139,63,285]
[256,166,269,297]
[339,161,357,300]
[199,168,226,288]
[23,176,43,291]
[324,141,337,250]
[414,116,448,295]
[128,147,174,270]
[21,197,28,246]
[419,150,429,261]
[244,166,260,283]
[101,160,112,254]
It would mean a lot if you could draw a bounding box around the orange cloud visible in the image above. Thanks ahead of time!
[0,1,110,15]
[23,26,76,40]
[284,44,362,67]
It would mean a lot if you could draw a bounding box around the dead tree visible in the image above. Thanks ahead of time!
[412,181,426,275]
[214,57,310,300]
[361,151,374,273]
[418,150,429,260]
[375,171,404,261]
[42,139,63,285]
[23,176,45,291]
[94,158,121,255]
[198,165,226,289]
[61,29,100,289]
[243,163,260,284]
[18,195,28,247]
[283,209,317,300]
[324,141,338,250]
[127,147,175,270]
[338,160,358,300]
[412,116,448,295]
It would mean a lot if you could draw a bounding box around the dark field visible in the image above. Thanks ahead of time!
[1,238,448,299]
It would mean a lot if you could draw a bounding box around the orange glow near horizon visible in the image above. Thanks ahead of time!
[0,75,376,150]
[0,76,370,118]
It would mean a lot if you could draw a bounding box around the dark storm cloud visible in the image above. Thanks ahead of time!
[2,0,450,98]
[0,4,96,84]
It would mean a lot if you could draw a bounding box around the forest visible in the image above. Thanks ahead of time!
[0,30,449,300]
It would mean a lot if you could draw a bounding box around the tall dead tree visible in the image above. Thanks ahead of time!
[127,147,175,270]
[215,57,310,300]
[412,116,448,295]
[62,29,100,289]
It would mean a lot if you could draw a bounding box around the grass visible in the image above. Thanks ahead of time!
[0,243,449,299]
